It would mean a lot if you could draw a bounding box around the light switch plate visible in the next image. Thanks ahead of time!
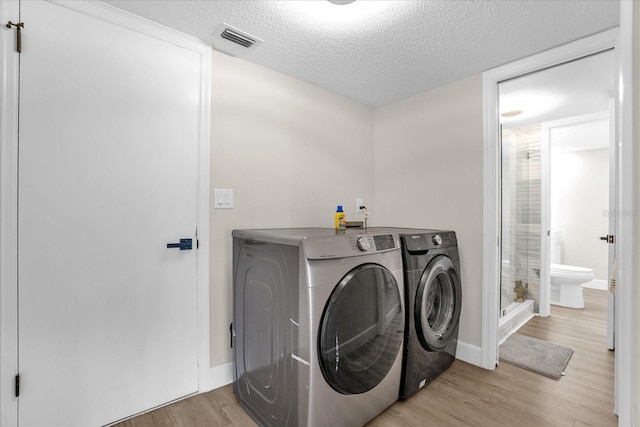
[214,188,234,209]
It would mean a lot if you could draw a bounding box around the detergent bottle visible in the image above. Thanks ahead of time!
[335,205,346,230]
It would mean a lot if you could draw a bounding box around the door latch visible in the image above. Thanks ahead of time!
[166,238,192,250]
[599,235,615,244]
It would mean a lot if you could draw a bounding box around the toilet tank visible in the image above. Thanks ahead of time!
[549,231,562,264]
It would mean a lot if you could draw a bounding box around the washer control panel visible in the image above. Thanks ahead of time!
[373,234,396,250]
[402,231,457,252]
[304,232,399,259]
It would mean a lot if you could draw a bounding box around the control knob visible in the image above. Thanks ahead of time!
[356,236,371,251]
[432,234,443,246]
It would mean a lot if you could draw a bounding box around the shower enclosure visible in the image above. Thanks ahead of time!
[499,123,541,340]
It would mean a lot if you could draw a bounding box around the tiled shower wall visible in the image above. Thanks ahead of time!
[501,124,541,314]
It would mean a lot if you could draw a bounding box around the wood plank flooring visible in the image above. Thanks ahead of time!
[114,288,616,427]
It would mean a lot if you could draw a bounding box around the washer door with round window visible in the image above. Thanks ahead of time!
[318,263,403,395]
[415,255,462,351]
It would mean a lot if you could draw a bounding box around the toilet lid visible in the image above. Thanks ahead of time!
[550,263,593,274]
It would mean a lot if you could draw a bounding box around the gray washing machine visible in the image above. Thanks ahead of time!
[232,228,405,426]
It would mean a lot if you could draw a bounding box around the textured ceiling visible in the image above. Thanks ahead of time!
[103,0,620,107]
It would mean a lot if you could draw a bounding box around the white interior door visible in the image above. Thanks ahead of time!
[18,1,201,425]
[606,98,615,351]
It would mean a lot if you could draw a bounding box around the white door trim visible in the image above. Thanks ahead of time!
[0,1,211,425]
[539,120,551,319]
[614,1,635,421]
[482,25,634,425]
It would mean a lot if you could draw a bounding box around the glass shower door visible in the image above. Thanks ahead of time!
[500,124,541,318]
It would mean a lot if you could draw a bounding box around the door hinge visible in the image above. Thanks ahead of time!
[6,21,24,53]
[599,234,615,244]
[15,374,20,398]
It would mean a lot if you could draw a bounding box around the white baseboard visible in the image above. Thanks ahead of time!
[208,362,233,391]
[455,340,482,367]
[582,279,608,291]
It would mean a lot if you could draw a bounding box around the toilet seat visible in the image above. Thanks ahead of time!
[550,263,594,283]
[550,263,594,308]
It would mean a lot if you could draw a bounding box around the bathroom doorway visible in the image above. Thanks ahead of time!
[541,109,614,339]
[497,49,615,343]
[483,25,635,423]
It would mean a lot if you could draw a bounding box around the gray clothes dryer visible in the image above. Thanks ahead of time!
[368,227,462,400]
[232,228,405,427]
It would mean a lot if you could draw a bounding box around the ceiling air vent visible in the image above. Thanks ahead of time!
[221,28,255,48]
[213,24,263,54]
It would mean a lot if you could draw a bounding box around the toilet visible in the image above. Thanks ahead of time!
[550,263,594,308]
[549,231,595,309]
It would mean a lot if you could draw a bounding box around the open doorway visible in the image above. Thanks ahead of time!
[497,50,615,343]
[483,17,634,425]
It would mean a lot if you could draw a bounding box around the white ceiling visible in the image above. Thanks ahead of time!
[102,0,620,107]
[550,119,610,153]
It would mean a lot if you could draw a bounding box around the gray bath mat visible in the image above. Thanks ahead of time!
[499,333,574,380]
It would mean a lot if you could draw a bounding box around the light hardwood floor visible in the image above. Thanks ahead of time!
[114,288,615,427]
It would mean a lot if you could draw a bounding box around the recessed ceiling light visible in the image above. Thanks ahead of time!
[275,1,388,26]
[499,91,563,122]
[501,110,523,118]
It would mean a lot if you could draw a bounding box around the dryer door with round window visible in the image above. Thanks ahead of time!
[318,263,403,395]
[415,255,462,351]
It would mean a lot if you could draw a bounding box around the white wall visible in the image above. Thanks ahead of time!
[633,3,640,423]
[209,54,486,368]
[373,75,484,350]
[551,148,609,279]
[209,50,375,367]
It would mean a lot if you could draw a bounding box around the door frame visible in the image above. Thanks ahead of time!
[481,23,634,426]
[0,1,211,425]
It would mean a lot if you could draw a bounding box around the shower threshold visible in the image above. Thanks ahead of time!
[498,299,534,344]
